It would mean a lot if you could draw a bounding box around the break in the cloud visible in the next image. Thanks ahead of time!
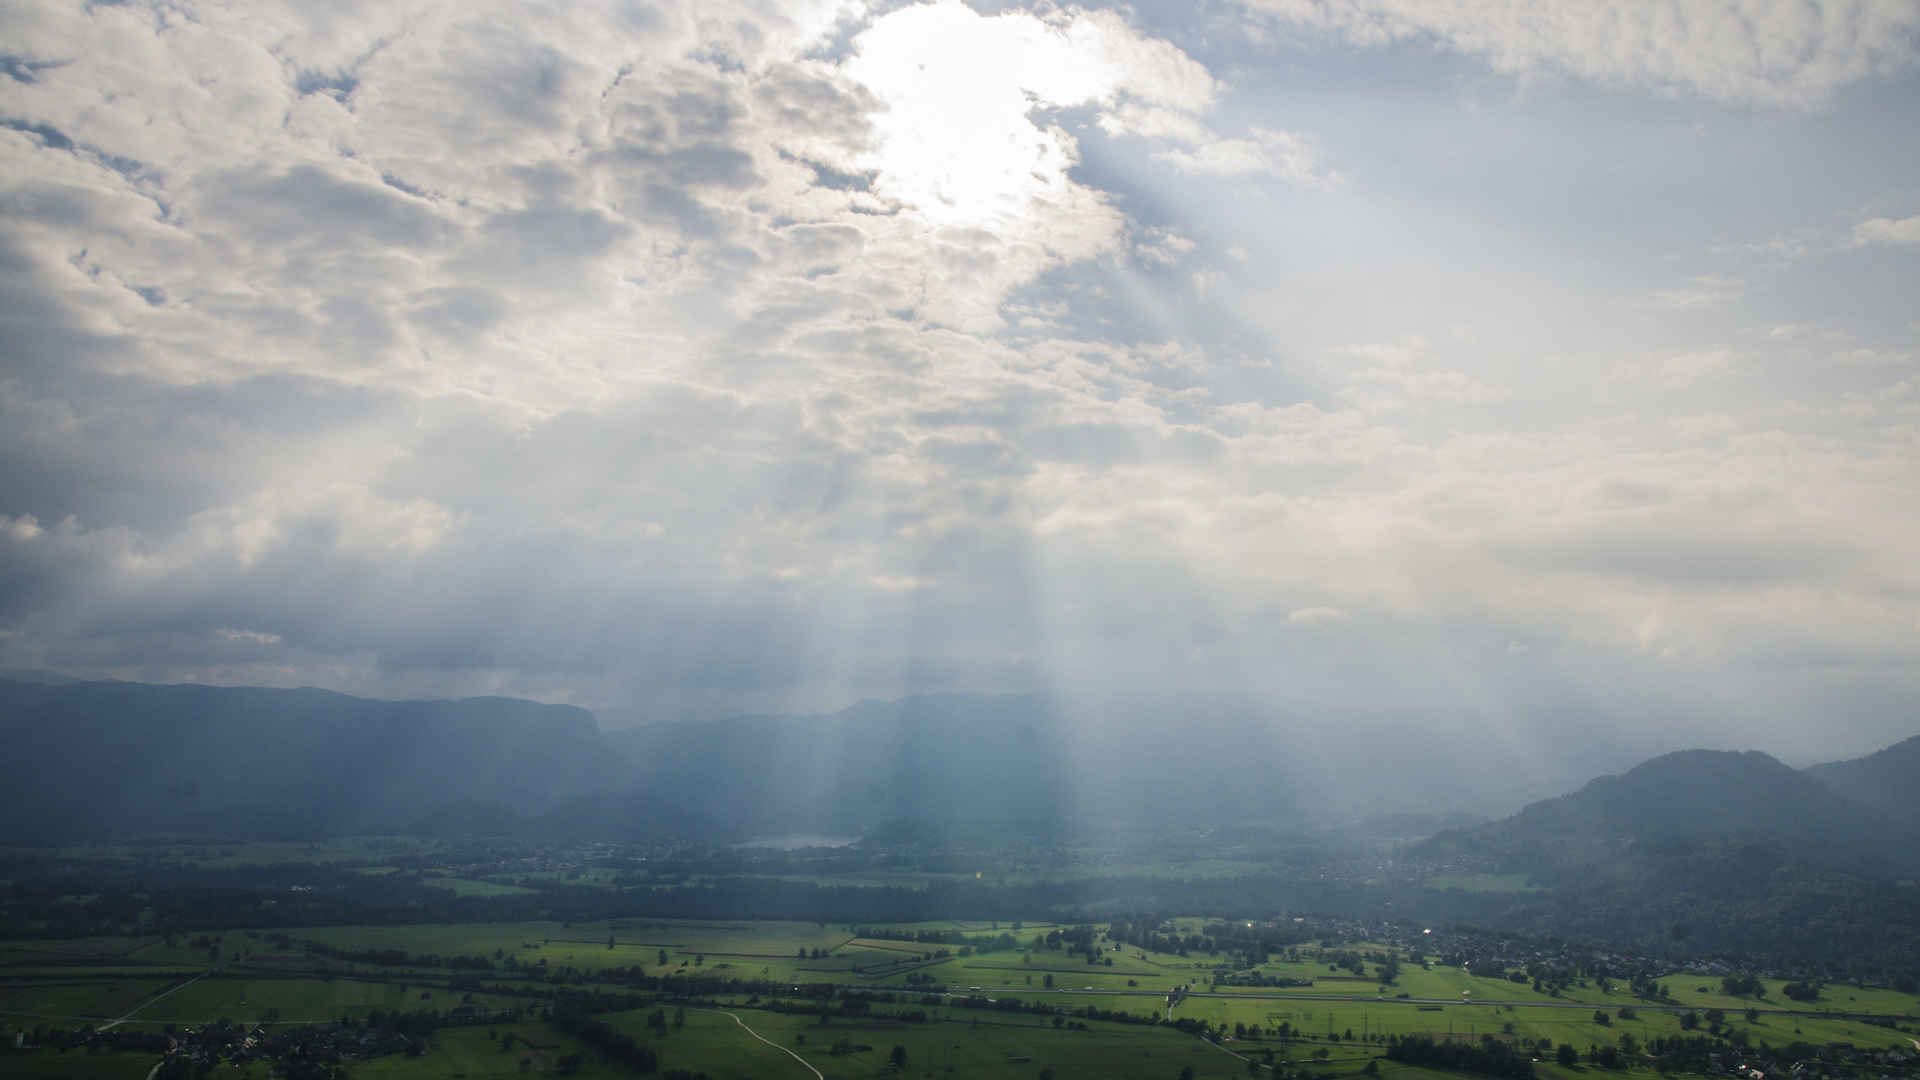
[2,0,1919,767]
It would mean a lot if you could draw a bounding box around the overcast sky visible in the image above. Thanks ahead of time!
[3,0,1918,763]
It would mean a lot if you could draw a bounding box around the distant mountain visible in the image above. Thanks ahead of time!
[604,694,1090,837]
[603,692,1649,839]
[1408,742,1920,964]
[1806,733,1920,825]
[1426,747,1919,880]
[0,679,626,841]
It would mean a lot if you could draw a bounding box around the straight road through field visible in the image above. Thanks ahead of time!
[712,1009,823,1080]
[96,971,208,1032]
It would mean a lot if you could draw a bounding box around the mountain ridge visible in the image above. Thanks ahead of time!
[1426,743,1920,881]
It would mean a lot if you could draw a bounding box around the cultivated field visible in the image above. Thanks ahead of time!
[8,917,1919,1078]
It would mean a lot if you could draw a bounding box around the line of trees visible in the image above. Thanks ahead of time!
[1384,1034,1535,1080]
[546,1003,659,1074]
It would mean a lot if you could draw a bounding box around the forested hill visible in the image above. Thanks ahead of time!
[1424,747,1919,879]
[1806,733,1920,825]
[0,678,619,841]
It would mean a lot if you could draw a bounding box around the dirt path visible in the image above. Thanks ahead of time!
[1196,1031,1268,1071]
[712,1010,823,1080]
[96,971,208,1032]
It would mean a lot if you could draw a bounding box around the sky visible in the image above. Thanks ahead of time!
[2,0,1918,766]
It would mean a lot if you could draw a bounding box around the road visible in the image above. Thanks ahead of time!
[711,1010,823,1080]
[97,972,209,1032]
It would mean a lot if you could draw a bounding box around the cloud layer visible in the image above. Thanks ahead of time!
[1245,0,1920,105]
[3,0,1919,766]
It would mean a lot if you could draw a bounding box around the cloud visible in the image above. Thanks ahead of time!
[1660,346,1740,386]
[1647,274,1743,311]
[0,0,1917,761]
[1854,214,1920,246]
[1150,127,1340,187]
[1242,0,1920,105]
[841,1,1212,231]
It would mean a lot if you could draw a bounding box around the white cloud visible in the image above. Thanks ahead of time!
[1660,346,1740,385]
[1854,214,1920,246]
[1242,0,1920,105]
[1133,227,1197,266]
[1647,274,1743,311]
[1151,127,1340,187]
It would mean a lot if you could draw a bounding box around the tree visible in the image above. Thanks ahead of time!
[1044,974,1054,988]
[1181,1068,1197,1080]
[658,949,669,966]
[890,1044,909,1070]
[1557,1044,1579,1067]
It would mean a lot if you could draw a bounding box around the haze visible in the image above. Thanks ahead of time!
[4,0,1920,778]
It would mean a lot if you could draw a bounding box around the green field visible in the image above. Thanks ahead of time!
[118,976,522,1027]
[606,1004,1244,1079]
[352,1024,634,1080]
[421,875,541,898]
[0,1049,162,1078]
[9,917,1920,1079]
[0,978,176,1023]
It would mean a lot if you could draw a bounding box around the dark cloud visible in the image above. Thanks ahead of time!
[202,165,455,250]
[469,204,631,270]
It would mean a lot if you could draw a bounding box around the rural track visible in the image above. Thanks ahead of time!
[97,971,209,1032]
[710,1009,823,1080]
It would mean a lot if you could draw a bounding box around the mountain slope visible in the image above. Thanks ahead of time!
[1806,733,1920,825]
[0,679,624,840]
[1428,747,1919,880]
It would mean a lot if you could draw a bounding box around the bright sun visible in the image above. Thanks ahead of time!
[844,2,1127,228]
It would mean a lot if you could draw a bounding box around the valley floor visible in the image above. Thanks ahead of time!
[5,917,1917,1079]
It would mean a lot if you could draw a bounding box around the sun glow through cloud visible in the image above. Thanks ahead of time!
[844,1,1213,229]
[1,0,1918,769]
